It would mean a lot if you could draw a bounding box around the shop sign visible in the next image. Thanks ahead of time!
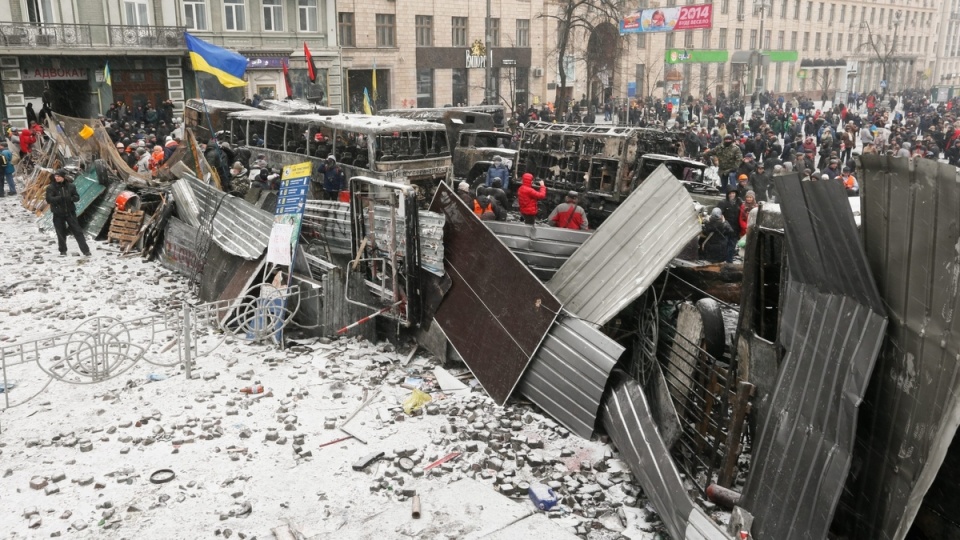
[466,40,487,69]
[665,49,729,64]
[247,57,286,70]
[21,67,88,81]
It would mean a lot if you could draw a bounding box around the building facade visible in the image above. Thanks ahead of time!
[334,0,546,112]
[0,0,339,128]
[538,0,948,108]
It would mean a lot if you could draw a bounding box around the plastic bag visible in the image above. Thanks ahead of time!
[402,389,432,414]
[704,165,721,189]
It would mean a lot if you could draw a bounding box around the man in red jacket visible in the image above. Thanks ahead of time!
[517,172,546,225]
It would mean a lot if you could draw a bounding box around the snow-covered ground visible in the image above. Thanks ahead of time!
[0,195,663,539]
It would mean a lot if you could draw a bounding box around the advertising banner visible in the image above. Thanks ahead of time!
[266,162,311,266]
[620,3,713,34]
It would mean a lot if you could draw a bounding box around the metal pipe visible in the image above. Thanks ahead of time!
[183,302,192,379]
[411,495,421,519]
[485,0,492,104]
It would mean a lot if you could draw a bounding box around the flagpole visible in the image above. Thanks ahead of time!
[196,74,227,186]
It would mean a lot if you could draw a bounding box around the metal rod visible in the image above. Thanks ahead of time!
[183,302,192,380]
[411,495,421,519]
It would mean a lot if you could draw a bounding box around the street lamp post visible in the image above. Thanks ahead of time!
[753,0,770,110]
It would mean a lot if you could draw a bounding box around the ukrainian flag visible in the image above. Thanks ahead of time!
[184,33,247,88]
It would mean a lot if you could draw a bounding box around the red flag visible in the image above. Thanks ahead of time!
[282,59,293,98]
[304,41,317,83]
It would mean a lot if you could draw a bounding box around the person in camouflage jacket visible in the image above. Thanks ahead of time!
[704,134,743,191]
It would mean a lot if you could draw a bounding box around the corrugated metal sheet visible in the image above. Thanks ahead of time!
[485,221,591,281]
[740,176,887,540]
[158,216,202,278]
[429,183,561,406]
[80,182,126,239]
[832,155,960,540]
[303,199,445,274]
[516,313,624,439]
[37,171,107,233]
[172,174,274,260]
[547,165,701,326]
[600,370,728,540]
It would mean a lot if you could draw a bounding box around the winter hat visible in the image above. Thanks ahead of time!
[710,207,723,220]
[458,181,470,193]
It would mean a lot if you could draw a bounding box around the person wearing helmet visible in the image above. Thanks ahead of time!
[45,169,91,257]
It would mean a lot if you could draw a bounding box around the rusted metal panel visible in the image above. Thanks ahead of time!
[172,174,274,260]
[158,216,203,278]
[516,313,624,439]
[832,155,960,540]
[548,166,701,327]
[601,370,729,540]
[740,176,887,540]
[429,182,561,405]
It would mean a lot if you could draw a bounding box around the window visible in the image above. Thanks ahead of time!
[814,32,820,50]
[299,0,318,32]
[376,14,396,47]
[452,69,468,106]
[263,0,283,31]
[778,30,784,49]
[851,6,856,23]
[750,29,757,49]
[764,29,771,48]
[837,33,842,51]
[737,0,744,18]
[735,28,743,49]
[417,69,434,108]
[781,0,788,18]
[416,15,433,47]
[787,63,794,91]
[26,0,55,23]
[338,12,355,46]
[487,18,500,47]
[224,0,245,31]
[184,0,207,30]
[702,29,712,48]
[840,4,845,22]
[806,1,812,20]
[721,0,728,14]
[870,7,875,24]
[638,33,646,49]
[794,0,800,19]
[719,28,727,48]
[791,31,797,50]
[803,31,809,50]
[666,32,675,48]
[516,19,529,47]
[452,17,467,47]
[124,0,149,26]
[829,4,835,24]
[685,31,694,47]
[825,33,831,50]
[817,2,823,21]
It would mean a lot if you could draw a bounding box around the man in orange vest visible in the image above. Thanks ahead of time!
[473,186,505,221]
[548,191,589,230]
[839,166,859,195]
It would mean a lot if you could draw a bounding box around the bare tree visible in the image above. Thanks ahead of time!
[538,0,624,115]
[858,9,904,97]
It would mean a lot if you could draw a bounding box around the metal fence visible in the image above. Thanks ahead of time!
[630,297,754,494]
[0,284,319,414]
[0,22,185,49]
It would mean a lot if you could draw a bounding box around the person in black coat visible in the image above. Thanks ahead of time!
[700,208,734,263]
[45,169,91,257]
[717,191,742,262]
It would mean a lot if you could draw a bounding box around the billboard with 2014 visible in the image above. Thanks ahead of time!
[619,3,713,33]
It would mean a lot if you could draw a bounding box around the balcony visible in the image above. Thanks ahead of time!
[0,22,186,51]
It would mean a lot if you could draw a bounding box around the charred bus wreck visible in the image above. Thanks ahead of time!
[513,121,704,224]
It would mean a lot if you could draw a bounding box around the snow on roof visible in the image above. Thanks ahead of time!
[226,110,447,134]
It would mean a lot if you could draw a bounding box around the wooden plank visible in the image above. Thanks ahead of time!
[718,381,755,487]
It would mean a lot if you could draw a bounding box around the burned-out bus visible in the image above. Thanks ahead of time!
[515,121,690,224]
[183,98,256,142]
[225,110,453,198]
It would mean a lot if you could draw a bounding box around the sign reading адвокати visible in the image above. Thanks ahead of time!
[22,67,88,81]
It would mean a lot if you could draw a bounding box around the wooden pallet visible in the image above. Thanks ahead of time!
[107,210,145,250]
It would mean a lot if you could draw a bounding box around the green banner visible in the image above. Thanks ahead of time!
[665,49,729,64]
[765,50,799,62]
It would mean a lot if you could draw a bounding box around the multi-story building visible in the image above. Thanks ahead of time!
[538,0,945,107]
[333,0,546,112]
[0,0,339,128]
